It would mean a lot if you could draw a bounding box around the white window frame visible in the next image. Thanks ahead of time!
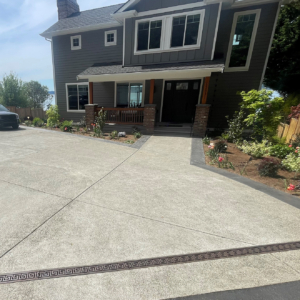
[71,35,82,50]
[105,30,117,46]
[66,83,89,113]
[114,81,145,108]
[134,9,205,55]
[225,9,261,72]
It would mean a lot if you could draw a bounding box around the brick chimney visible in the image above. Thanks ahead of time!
[57,0,80,20]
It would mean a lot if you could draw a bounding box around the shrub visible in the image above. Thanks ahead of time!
[206,148,219,163]
[269,144,295,159]
[225,110,245,143]
[46,105,60,128]
[217,155,235,170]
[93,108,107,137]
[282,152,300,174]
[271,135,286,145]
[110,130,118,139]
[203,136,210,145]
[32,117,43,127]
[60,120,73,132]
[288,103,300,122]
[258,158,281,177]
[214,140,228,153]
[134,131,142,139]
[237,140,270,158]
[24,120,32,127]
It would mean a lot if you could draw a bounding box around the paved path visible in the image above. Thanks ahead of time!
[0,127,300,299]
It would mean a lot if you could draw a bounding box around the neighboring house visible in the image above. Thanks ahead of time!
[41,0,289,136]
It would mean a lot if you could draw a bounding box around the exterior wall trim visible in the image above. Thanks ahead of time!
[224,9,261,72]
[211,2,222,60]
[50,39,58,106]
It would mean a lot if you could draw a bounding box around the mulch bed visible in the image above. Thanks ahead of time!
[204,141,300,198]
[26,126,138,144]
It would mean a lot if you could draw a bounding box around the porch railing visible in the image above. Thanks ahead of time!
[96,107,144,125]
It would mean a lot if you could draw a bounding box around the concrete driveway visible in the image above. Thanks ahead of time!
[0,127,300,299]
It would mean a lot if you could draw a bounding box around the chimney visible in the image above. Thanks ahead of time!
[57,0,80,20]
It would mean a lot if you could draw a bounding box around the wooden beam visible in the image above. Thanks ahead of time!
[201,77,210,104]
[149,79,155,104]
[89,82,94,104]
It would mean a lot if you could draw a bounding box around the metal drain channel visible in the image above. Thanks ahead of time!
[1,241,300,284]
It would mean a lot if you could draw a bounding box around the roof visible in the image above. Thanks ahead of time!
[78,60,225,77]
[41,3,124,38]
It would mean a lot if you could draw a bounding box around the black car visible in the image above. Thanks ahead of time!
[0,105,19,129]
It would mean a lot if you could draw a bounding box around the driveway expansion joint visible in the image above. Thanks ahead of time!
[1,241,300,285]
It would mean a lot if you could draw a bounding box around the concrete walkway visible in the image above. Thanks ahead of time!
[0,127,300,299]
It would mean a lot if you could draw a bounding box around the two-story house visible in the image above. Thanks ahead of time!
[41,0,286,136]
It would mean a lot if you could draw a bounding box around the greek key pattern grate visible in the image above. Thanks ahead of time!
[1,241,300,284]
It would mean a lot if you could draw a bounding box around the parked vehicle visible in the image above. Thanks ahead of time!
[0,105,19,129]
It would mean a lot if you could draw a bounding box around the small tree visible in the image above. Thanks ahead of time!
[23,81,52,109]
[0,73,28,107]
[94,108,107,137]
[240,89,284,139]
[46,105,60,128]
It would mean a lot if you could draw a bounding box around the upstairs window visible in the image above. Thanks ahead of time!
[66,83,88,111]
[71,35,81,50]
[171,14,201,48]
[226,10,261,71]
[105,30,117,46]
[135,10,204,55]
[137,20,163,51]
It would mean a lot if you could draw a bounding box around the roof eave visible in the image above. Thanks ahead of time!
[40,21,122,39]
[112,10,138,24]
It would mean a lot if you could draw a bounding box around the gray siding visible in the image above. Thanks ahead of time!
[53,26,122,121]
[93,82,115,107]
[124,3,219,66]
[207,2,279,128]
[128,0,204,12]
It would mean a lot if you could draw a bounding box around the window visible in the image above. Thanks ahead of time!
[116,83,144,108]
[134,9,205,55]
[176,83,189,90]
[71,35,81,50]
[137,20,162,51]
[171,14,201,48]
[225,10,261,71]
[105,30,117,46]
[66,83,89,111]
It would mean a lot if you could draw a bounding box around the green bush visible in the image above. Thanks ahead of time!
[94,108,107,137]
[269,144,295,159]
[292,134,300,148]
[282,152,300,174]
[258,158,281,177]
[238,140,271,158]
[60,120,73,132]
[225,110,245,143]
[203,136,210,145]
[110,130,118,139]
[24,120,32,127]
[46,105,60,128]
[134,131,142,139]
[32,117,44,127]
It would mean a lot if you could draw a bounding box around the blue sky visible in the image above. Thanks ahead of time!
[0,0,123,92]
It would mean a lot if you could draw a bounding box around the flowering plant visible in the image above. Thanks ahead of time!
[287,184,295,191]
[237,140,271,158]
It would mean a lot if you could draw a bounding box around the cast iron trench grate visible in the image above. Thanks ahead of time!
[1,241,300,284]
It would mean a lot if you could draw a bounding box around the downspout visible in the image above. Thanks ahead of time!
[45,37,58,106]
[259,0,282,90]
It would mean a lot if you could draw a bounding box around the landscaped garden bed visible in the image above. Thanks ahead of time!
[22,105,142,145]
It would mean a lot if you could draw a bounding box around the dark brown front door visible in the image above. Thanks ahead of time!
[162,80,201,123]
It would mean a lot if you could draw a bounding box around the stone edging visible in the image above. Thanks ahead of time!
[19,126,151,150]
[190,138,300,209]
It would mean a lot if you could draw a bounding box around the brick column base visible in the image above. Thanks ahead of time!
[193,104,211,137]
[85,104,98,130]
[143,104,156,134]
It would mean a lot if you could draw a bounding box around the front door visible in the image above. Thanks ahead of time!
[162,80,201,123]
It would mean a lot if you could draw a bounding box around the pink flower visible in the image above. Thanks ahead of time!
[289,145,292,148]
[297,147,299,150]
[288,184,295,191]
[218,157,224,162]
[208,145,212,149]
[296,150,298,153]
[65,127,67,131]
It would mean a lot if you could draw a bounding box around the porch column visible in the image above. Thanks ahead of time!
[143,104,156,134]
[193,104,211,137]
[85,104,97,130]
[201,77,210,104]
[89,82,94,104]
[149,79,155,104]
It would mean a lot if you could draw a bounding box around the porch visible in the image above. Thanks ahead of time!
[80,61,224,136]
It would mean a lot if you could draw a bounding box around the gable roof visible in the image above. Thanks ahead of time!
[41,3,124,38]
[114,0,140,13]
